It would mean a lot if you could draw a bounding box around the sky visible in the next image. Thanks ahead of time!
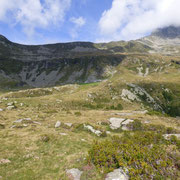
[0,0,180,45]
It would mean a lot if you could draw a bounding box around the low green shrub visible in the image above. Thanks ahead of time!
[88,132,179,179]
[74,112,82,116]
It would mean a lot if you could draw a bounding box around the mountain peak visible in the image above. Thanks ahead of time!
[0,34,9,42]
[151,26,180,39]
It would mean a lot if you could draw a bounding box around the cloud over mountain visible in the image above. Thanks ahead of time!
[99,0,180,41]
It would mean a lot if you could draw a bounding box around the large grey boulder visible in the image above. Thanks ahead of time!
[66,168,83,180]
[105,168,129,180]
[109,118,125,130]
[109,118,134,131]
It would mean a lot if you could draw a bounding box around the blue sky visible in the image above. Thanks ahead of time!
[0,0,179,45]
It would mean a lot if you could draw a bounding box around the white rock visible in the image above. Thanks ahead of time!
[66,168,83,180]
[59,133,67,136]
[7,102,13,106]
[7,106,15,110]
[0,108,3,112]
[105,168,129,180]
[0,159,11,164]
[109,118,125,130]
[64,123,73,127]
[55,121,61,128]
[83,124,102,136]
[163,134,180,140]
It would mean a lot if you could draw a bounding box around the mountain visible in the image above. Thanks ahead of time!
[151,26,180,39]
[0,26,180,88]
[139,26,180,55]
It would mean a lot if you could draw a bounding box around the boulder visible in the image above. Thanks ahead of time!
[109,118,125,130]
[109,118,134,131]
[66,168,83,180]
[55,121,61,128]
[105,168,129,180]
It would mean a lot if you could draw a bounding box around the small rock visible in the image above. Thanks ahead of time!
[106,131,111,134]
[55,121,61,128]
[20,103,24,106]
[83,124,102,136]
[0,159,11,164]
[0,108,3,112]
[59,133,67,136]
[7,102,13,106]
[105,168,129,180]
[14,119,23,123]
[64,123,73,127]
[66,168,83,180]
[0,176,2,179]
[7,106,15,110]
[81,139,86,142]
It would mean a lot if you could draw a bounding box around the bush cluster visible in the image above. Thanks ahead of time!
[88,131,180,179]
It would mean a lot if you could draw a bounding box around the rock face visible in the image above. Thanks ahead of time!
[66,168,83,180]
[105,168,129,180]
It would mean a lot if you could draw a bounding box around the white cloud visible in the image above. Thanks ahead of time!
[98,0,180,41]
[70,16,86,27]
[69,16,86,39]
[0,0,71,36]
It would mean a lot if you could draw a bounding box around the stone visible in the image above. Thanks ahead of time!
[0,108,3,112]
[0,159,11,164]
[7,102,13,106]
[7,106,15,110]
[59,133,67,136]
[109,118,125,130]
[83,124,102,136]
[105,168,129,180]
[121,119,134,131]
[64,123,73,127]
[55,121,61,128]
[163,134,180,140]
[66,168,83,180]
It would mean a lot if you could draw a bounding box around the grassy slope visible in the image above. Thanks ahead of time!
[0,54,180,179]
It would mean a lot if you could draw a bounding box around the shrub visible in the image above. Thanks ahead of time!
[74,112,82,116]
[88,132,179,179]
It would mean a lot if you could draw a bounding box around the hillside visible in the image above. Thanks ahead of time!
[0,26,180,180]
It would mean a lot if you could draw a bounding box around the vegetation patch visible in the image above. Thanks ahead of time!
[88,131,180,179]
